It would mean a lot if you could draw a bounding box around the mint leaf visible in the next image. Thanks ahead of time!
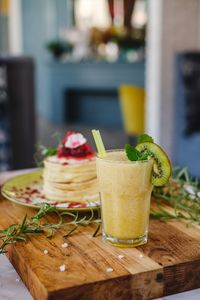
[42,146,57,157]
[137,134,154,144]
[125,144,149,161]
[125,144,139,161]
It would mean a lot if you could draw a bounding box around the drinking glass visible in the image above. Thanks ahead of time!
[96,150,153,247]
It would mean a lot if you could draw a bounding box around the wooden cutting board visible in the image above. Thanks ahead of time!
[1,180,200,299]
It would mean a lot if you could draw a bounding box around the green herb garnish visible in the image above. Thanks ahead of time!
[40,145,57,157]
[125,134,154,161]
[34,144,57,167]
[34,132,62,167]
[0,203,101,254]
[137,134,154,144]
[125,144,149,161]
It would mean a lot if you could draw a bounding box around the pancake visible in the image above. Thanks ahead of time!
[44,178,97,191]
[42,132,99,203]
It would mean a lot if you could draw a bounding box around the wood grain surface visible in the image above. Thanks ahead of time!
[0,171,200,300]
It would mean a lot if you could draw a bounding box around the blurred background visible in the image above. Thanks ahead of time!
[0,0,200,178]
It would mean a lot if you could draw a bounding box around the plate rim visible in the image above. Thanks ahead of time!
[1,170,100,212]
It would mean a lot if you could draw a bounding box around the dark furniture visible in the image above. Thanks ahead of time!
[174,53,200,178]
[0,56,36,170]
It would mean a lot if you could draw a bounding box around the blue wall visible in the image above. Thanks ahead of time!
[21,0,63,115]
[47,61,145,125]
[21,0,145,128]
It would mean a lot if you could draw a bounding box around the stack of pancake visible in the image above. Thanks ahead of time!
[42,132,98,203]
[43,156,98,202]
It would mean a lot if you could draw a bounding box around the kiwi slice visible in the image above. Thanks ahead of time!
[136,142,172,186]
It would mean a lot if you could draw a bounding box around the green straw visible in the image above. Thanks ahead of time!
[92,129,106,158]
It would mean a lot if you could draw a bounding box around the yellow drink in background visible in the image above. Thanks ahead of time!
[96,150,153,247]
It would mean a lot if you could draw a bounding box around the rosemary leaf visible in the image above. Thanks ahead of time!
[92,224,101,237]
[63,225,79,237]
[152,166,200,225]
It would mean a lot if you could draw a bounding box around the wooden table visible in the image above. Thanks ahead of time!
[0,169,200,300]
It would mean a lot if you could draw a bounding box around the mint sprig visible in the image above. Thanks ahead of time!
[125,144,148,161]
[137,134,154,144]
[39,145,57,157]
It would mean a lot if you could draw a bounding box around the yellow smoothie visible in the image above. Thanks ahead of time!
[96,150,153,246]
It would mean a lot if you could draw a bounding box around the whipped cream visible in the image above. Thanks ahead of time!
[65,133,87,149]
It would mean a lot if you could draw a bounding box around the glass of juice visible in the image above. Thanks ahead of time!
[96,150,153,247]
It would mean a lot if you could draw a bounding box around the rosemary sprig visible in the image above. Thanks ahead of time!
[152,166,200,225]
[0,203,101,254]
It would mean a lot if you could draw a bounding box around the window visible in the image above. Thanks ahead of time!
[74,0,147,30]
[74,0,111,29]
